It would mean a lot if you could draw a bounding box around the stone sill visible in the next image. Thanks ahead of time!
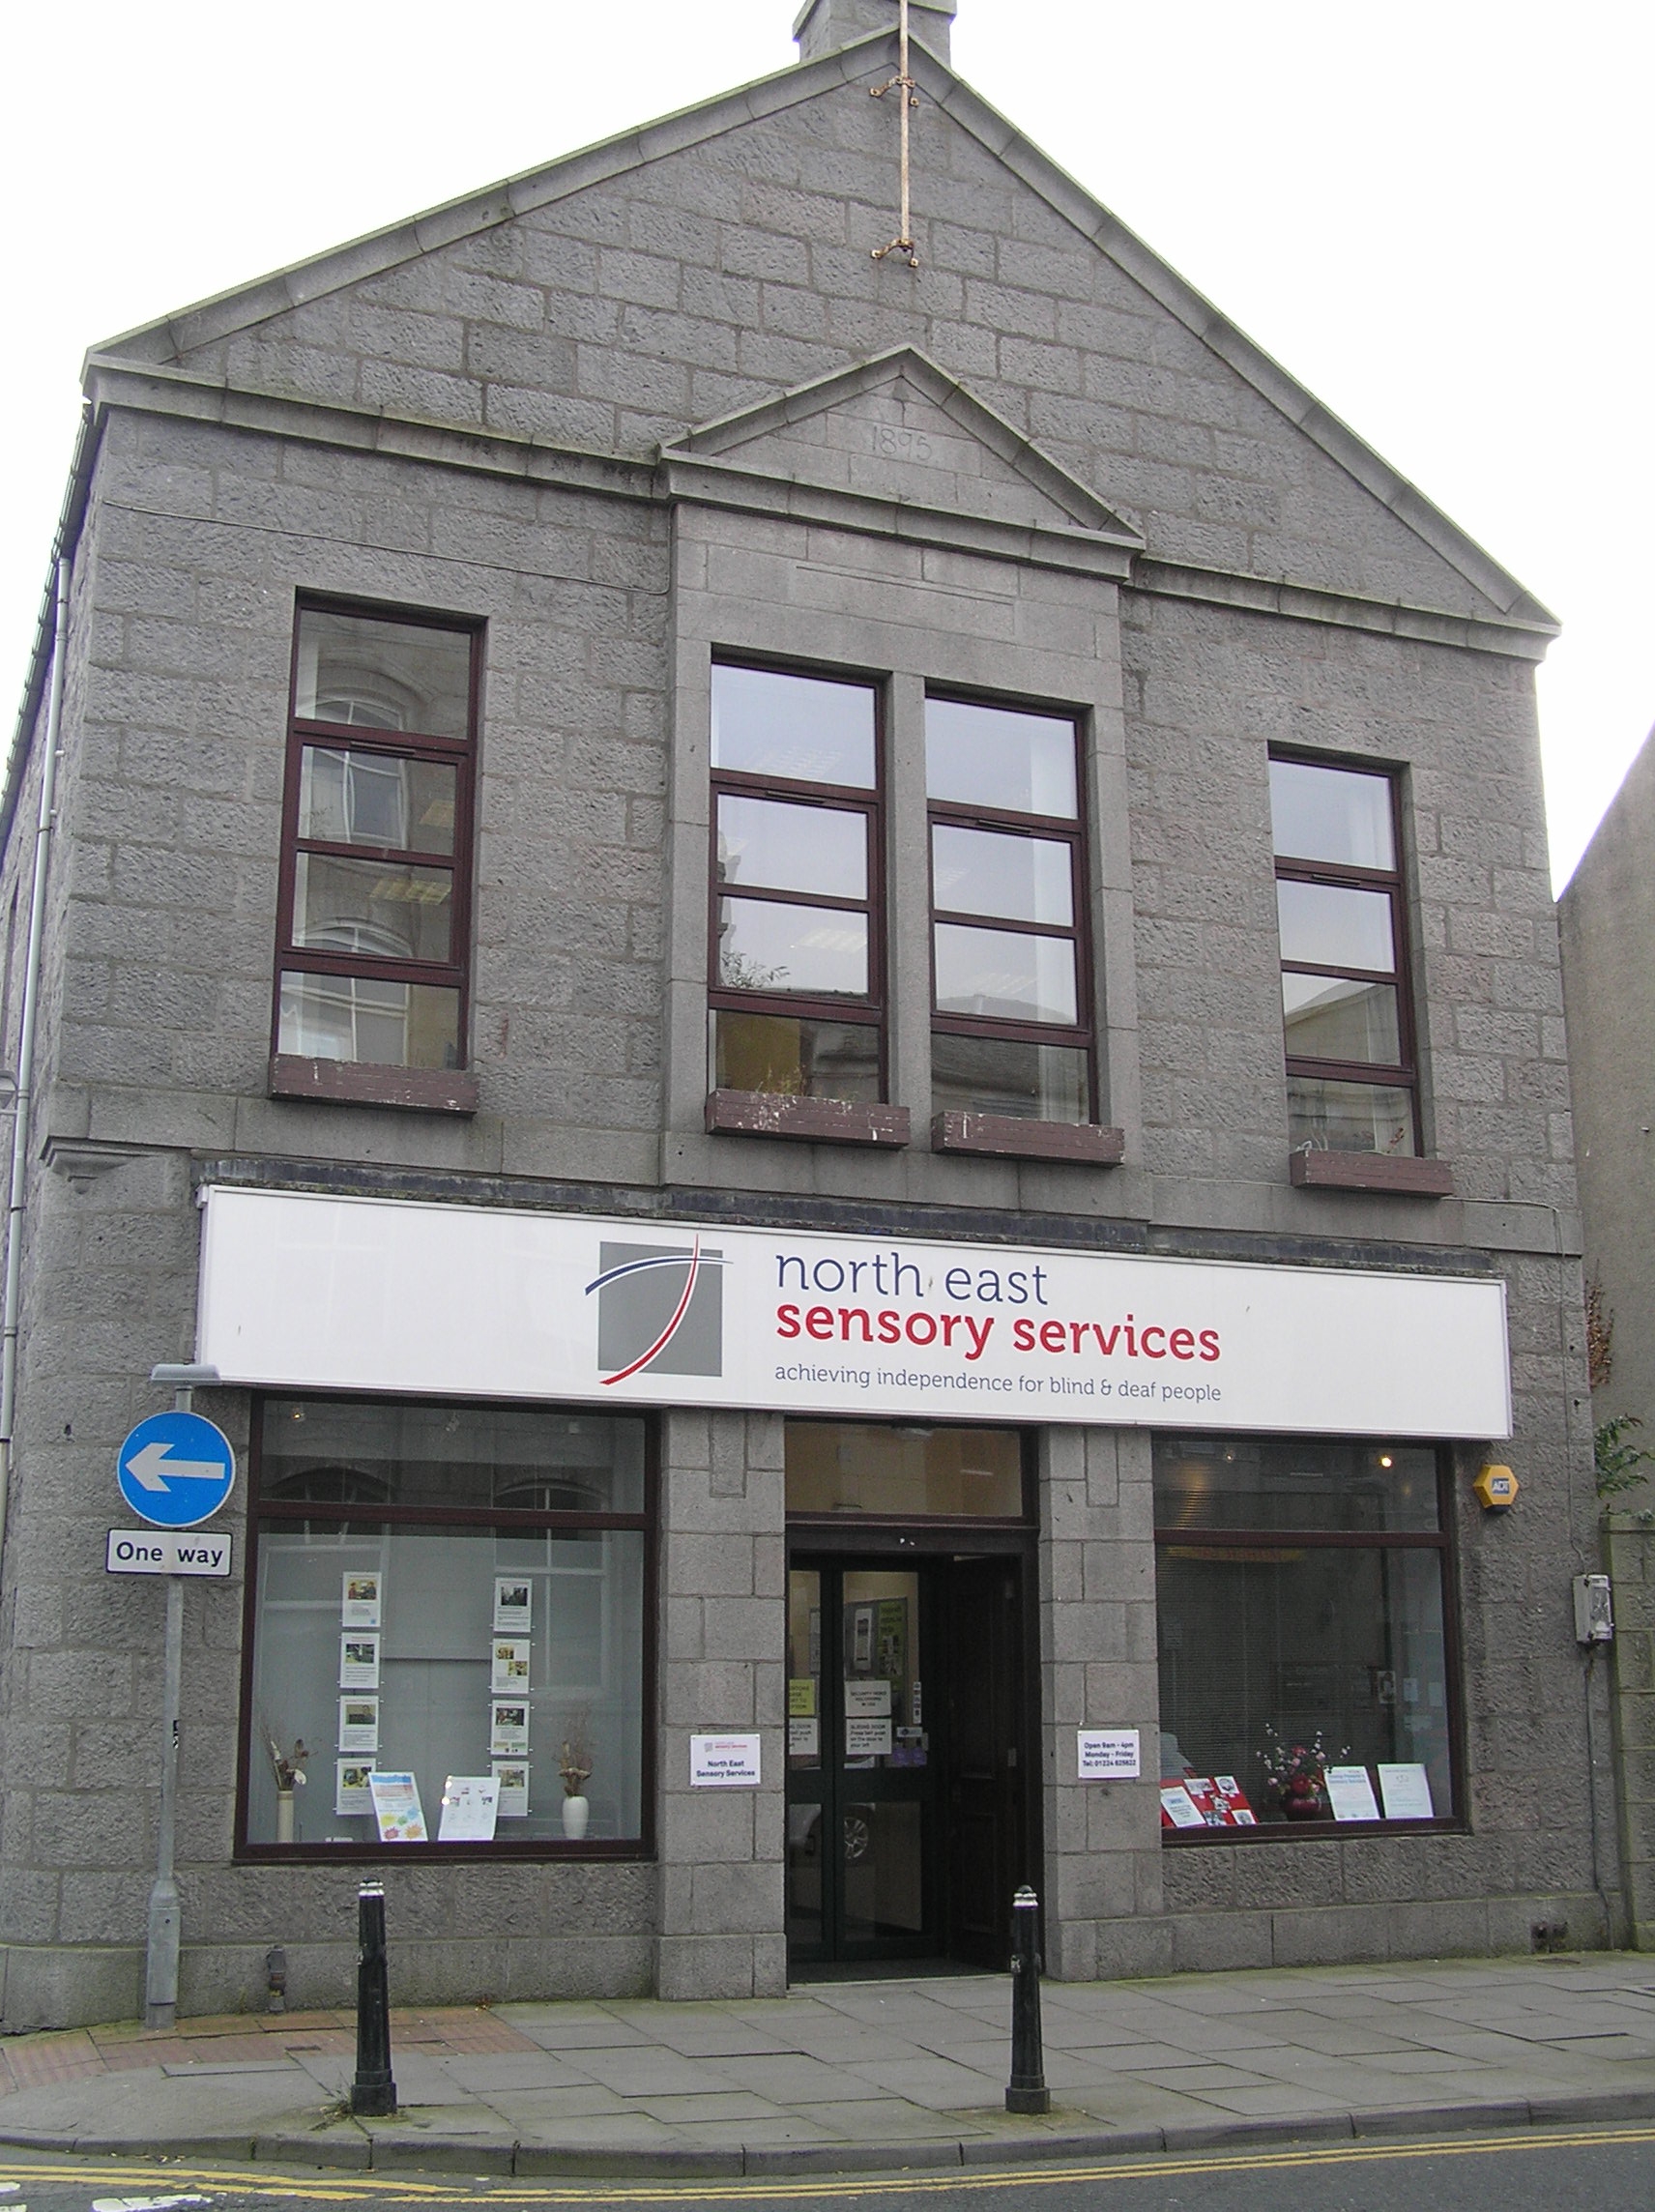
[269,1054,479,1115]
[932,1111,1125,1165]
[1290,1150,1454,1197]
[705,1090,911,1146]
[1164,1816,1466,1844]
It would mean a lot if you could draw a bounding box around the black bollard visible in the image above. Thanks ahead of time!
[350,1881,397,2116]
[1005,1883,1050,2113]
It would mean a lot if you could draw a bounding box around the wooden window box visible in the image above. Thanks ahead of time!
[932,1111,1124,1164]
[706,1090,910,1146]
[270,1054,479,1115]
[1290,1149,1453,1197]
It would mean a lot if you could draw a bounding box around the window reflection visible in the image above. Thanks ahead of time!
[711,664,875,788]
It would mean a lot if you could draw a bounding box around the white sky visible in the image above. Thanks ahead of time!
[4,0,1648,888]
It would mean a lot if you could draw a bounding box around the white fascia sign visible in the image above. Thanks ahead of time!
[195,1186,1512,1440]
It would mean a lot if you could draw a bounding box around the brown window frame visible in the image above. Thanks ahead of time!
[1153,1436,1465,1843]
[926,690,1095,1118]
[1271,748,1420,1153]
[707,655,887,1097]
[234,1392,657,1864]
[273,597,482,1076]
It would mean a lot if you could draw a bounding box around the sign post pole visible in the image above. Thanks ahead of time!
[144,1571,185,2028]
[132,1362,225,2032]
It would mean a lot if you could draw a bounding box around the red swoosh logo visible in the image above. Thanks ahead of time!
[600,1237,703,1385]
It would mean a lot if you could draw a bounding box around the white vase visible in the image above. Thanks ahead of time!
[276,1789,296,1846]
[561,1793,590,1841]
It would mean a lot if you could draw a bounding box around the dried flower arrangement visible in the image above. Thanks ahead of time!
[267,1734,309,1792]
[559,1710,593,1800]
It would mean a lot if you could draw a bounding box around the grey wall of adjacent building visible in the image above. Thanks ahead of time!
[1559,726,1655,1438]
[0,11,1612,2023]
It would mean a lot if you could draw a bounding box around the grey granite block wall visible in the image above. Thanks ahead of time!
[655,1410,787,1998]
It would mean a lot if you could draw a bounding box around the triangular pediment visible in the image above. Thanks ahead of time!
[69,32,1554,647]
[661,349,1143,556]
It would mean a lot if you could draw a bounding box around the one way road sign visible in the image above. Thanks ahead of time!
[116,1411,236,1528]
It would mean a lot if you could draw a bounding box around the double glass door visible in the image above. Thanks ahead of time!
[785,1553,1030,1970]
[787,1563,937,1965]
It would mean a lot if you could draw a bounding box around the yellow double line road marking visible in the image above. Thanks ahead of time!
[2,2123,1654,2202]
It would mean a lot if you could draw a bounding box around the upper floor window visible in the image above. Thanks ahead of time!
[926,696,1091,1124]
[275,604,479,1073]
[1270,754,1417,1157]
[709,662,884,1105]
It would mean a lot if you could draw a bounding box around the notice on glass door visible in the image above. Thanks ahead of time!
[845,1715,893,1758]
[844,1678,891,1718]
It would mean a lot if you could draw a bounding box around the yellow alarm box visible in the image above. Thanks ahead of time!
[1473,1463,1519,1510]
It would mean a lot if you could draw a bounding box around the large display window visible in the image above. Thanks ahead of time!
[239,1398,653,1856]
[1153,1434,1459,1834]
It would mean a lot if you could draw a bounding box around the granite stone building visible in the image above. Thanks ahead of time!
[0,0,1611,2029]
[1559,728,1655,1441]
[1558,726,1655,1945]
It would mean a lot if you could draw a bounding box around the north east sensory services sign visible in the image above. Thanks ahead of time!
[196,1188,1511,1441]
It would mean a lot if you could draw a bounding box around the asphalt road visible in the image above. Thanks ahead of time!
[2,2125,1654,2212]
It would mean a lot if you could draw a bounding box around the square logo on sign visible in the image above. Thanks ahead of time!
[589,1238,724,1382]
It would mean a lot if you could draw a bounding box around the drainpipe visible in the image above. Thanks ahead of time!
[0,553,72,1569]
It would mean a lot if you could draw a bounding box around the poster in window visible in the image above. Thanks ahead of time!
[849,1604,874,1673]
[1325,1765,1382,1822]
[1159,1784,1206,1829]
[338,1633,380,1690]
[490,1638,532,1693]
[1377,1762,1435,1819]
[490,1701,530,1755]
[844,1678,891,1718]
[340,1572,382,1629]
[789,1716,820,1757]
[438,1775,501,1843]
[334,1758,376,1817]
[1179,1775,1257,1826]
[491,1761,530,1819]
[366,1769,427,1844]
[337,1695,380,1754]
[492,1578,533,1634]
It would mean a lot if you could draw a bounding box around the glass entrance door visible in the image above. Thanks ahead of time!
[786,1562,938,1965]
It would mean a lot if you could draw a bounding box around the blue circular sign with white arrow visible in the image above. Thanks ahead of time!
[115,1411,237,1528]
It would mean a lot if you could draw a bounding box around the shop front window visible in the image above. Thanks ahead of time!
[241,1398,652,1854]
[1153,1434,1456,1833]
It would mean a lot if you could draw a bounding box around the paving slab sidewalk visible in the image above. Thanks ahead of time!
[0,1955,1652,2176]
